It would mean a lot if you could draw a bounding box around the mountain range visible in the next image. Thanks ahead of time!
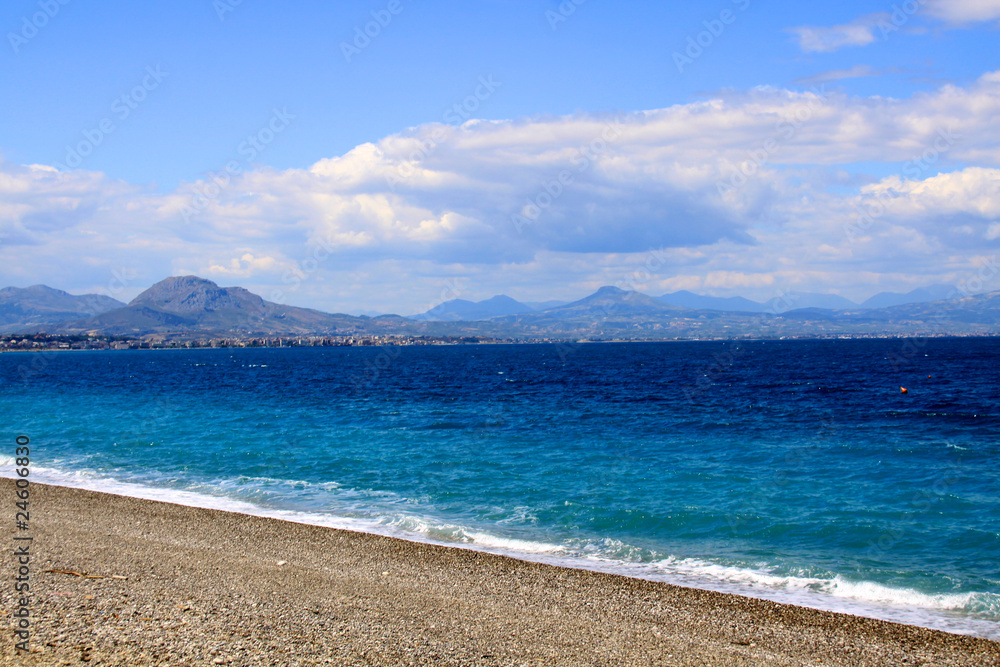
[43,276,416,338]
[0,285,124,333]
[1,276,996,340]
[413,284,957,320]
[412,295,534,321]
[857,285,955,309]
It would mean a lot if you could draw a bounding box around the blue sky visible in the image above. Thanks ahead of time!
[2,0,999,314]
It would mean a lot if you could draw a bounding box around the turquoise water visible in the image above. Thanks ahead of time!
[2,339,998,638]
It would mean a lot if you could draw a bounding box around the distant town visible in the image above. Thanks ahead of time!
[3,276,1000,347]
[3,330,996,354]
[0,333,528,352]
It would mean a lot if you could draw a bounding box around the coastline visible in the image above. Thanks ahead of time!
[3,481,997,666]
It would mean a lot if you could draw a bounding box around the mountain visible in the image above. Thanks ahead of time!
[655,290,860,313]
[16,277,1000,341]
[860,284,954,309]
[501,286,1000,337]
[487,286,695,335]
[413,295,533,321]
[658,290,765,312]
[778,307,840,320]
[837,290,1000,325]
[547,286,687,317]
[524,300,569,311]
[0,285,124,333]
[764,292,858,313]
[51,276,394,337]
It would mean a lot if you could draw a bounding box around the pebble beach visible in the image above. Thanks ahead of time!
[2,480,998,666]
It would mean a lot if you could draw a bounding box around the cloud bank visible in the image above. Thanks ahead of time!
[2,72,1000,312]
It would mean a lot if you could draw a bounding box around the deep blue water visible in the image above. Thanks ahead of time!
[2,339,998,638]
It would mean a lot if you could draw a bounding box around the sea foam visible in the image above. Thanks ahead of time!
[5,462,998,641]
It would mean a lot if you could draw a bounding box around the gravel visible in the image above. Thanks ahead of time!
[2,480,997,666]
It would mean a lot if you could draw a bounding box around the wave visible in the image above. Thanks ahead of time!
[3,461,997,641]
[633,556,1000,638]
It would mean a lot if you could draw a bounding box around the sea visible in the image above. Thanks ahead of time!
[2,338,998,639]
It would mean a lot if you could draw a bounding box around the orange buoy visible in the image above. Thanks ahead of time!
[900,387,908,394]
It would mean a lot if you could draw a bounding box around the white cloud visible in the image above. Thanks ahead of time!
[858,167,1000,247]
[204,252,282,278]
[3,72,1000,311]
[788,14,886,53]
[789,2,1000,57]
[924,0,1000,24]
[796,65,886,85]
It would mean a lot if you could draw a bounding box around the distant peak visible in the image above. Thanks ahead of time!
[481,294,522,305]
[0,284,68,295]
[129,275,235,310]
[155,275,220,288]
[595,285,626,295]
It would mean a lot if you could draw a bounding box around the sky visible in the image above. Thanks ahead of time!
[1,0,999,315]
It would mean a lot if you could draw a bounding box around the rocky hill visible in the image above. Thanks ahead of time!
[0,285,124,333]
[50,276,400,338]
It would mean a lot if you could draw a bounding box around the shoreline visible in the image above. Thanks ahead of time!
[4,332,1000,355]
[8,468,999,642]
[3,481,998,666]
